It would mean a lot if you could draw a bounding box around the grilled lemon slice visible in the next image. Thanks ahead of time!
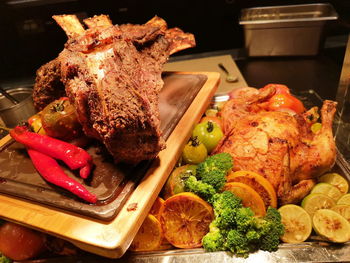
[278,204,312,243]
[319,173,349,195]
[301,193,335,218]
[312,209,350,243]
[311,183,342,202]
[337,193,350,206]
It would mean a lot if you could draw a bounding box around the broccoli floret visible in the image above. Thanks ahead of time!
[202,222,225,252]
[211,191,241,228]
[183,153,284,257]
[184,175,216,201]
[0,254,11,263]
[225,229,252,257]
[258,207,285,252]
[235,207,256,233]
[196,153,233,191]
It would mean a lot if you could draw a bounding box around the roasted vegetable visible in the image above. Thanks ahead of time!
[185,176,217,201]
[192,120,223,153]
[203,201,284,257]
[182,137,208,164]
[27,149,97,203]
[163,165,197,199]
[0,254,11,263]
[10,125,93,179]
[184,154,284,257]
[41,98,82,140]
[0,222,45,261]
[196,153,233,191]
[261,84,305,114]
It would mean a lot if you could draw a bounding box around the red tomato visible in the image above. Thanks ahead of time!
[267,93,305,114]
[200,116,223,131]
[0,222,46,261]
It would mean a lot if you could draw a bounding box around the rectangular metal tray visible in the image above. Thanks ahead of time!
[26,89,350,262]
[239,3,338,25]
[0,72,208,221]
[239,3,338,56]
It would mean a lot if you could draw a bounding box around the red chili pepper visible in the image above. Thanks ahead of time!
[27,149,97,203]
[10,126,93,179]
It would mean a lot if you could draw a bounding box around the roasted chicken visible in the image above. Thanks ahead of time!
[213,86,337,205]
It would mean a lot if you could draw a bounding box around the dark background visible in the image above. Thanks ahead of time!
[0,0,349,81]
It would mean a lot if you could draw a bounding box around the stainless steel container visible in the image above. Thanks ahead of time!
[239,3,338,56]
[335,34,350,169]
[0,87,36,128]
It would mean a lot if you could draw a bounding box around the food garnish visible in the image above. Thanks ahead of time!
[312,209,350,243]
[226,170,277,208]
[196,152,233,192]
[10,125,93,179]
[203,194,284,257]
[301,193,335,218]
[41,98,82,140]
[149,197,165,220]
[337,193,350,205]
[159,192,214,248]
[129,214,163,252]
[192,120,223,153]
[162,165,197,199]
[182,137,208,164]
[331,205,350,223]
[9,125,96,203]
[223,182,266,217]
[0,254,11,263]
[28,113,46,135]
[0,221,45,261]
[27,149,97,203]
[261,84,305,114]
[311,183,342,202]
[319,172,349,195]
[278,204,312,243]
[180,153,284,257]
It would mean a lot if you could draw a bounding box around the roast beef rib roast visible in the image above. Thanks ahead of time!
[33,15,195,164]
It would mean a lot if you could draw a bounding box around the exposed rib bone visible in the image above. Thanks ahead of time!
[165,28,196,55]
[146,16,167,32]
[83,15,113,29]
[52,14,85,38]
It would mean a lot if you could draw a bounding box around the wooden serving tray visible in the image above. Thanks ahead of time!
[0,72,209,220]
[0,71,220,258]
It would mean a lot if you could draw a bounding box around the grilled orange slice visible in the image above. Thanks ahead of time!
[149,197,165,220]
[224,182,266,217]
[226,170,277,208]
[159,192,214,248]
[129,214,163,252]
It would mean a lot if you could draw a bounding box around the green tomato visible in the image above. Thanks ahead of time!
[182,137,208,164]
[163,164,197,199]
[192,120,224,153]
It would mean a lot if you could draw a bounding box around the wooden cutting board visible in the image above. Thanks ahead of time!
[0,71,220,258]
[0,72,209,221]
